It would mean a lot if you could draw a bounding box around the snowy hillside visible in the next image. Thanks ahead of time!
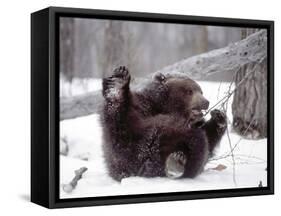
[60,80,267,199]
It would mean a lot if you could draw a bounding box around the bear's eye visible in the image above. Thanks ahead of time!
[187,89,193,95]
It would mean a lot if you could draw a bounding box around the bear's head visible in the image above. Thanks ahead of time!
[152,73,209,121]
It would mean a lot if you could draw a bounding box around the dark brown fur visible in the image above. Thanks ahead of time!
[102,66,226,181]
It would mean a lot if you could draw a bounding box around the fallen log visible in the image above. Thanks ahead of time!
[60,91,103,120]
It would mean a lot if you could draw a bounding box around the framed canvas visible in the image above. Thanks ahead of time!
[31,6,274,208]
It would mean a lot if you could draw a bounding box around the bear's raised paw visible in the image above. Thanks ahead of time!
[210,109,227,130]
[102,66,131,100]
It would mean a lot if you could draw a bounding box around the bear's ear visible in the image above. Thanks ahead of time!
[154,73,166,83]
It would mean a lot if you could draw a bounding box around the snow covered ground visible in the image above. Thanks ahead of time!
[60,79,267,199]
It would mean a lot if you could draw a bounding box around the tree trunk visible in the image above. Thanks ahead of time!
[103,21,125,76]
[232,29,267,139]
[60,18,75,81]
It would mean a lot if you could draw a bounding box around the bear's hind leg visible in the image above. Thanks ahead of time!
[163,129,209,179]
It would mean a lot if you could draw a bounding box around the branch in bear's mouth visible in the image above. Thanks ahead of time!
[191,109,202,116]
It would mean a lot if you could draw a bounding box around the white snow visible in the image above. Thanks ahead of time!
[60,80,267,199]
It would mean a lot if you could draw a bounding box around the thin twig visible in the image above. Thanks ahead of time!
[222,93,237,186]
[206,59,266,186]
[216,81,222,101]
[204,58,265,117]
[210,153,266,163]
[209,111,256,162]
[230,118,256,152]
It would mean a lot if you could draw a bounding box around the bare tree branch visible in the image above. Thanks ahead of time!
[62,167,88,193]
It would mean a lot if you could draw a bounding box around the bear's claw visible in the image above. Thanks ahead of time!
[165,151,187,179]
[102,66,131,99]
[112,66,130,81]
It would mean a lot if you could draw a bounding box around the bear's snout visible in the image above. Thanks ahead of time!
[191,92,209,111]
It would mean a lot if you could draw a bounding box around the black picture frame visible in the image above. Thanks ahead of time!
[31,6,274,209]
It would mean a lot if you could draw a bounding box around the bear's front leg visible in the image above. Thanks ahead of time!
[102,66,131,130]
[203,109,227,155]
[102,66,134,181]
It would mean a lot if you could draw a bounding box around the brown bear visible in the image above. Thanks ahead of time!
[102,66,227,181]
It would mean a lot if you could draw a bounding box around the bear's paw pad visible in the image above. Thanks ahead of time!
[165,151,187,179]
[113,66,130,81]
[103,66,131,99]
[210,109,227,127]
